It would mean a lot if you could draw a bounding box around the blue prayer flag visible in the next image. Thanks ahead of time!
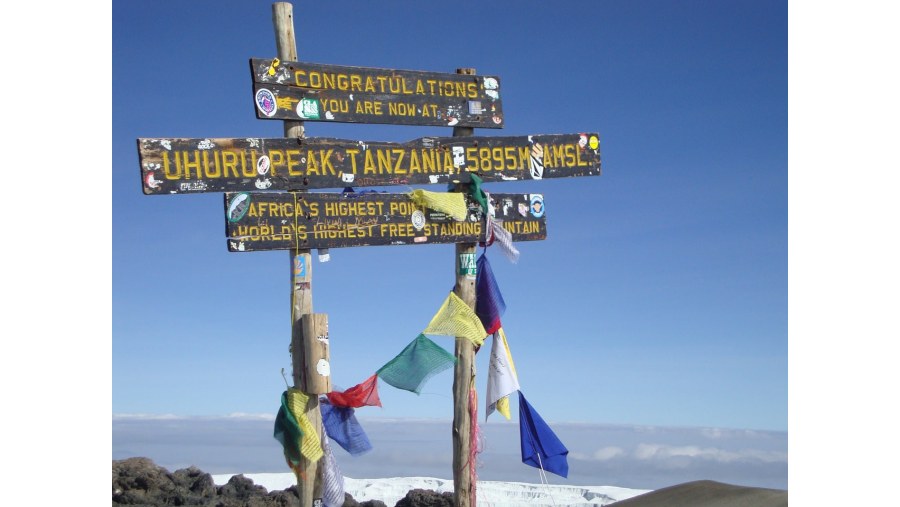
[518,391,569,478]
[320,398,373,457]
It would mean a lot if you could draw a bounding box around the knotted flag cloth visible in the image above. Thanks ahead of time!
[326,373,381,408]
[518,391,569,478]
[490,219,520,263]
[273,388,324,468]
[424,292,488,347]
[376,334,457,394]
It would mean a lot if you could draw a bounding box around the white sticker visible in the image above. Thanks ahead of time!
[411,210,426,230]
[316,359,330,377]
[341,173,355,183]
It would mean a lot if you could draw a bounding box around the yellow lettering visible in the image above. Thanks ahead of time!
[409,150,421,174]
[202,150,220,178]
[222,151,239,178]
[350,74,362,91]
[268,150,284,177]
[346,148,360,174]
[504,147,517,170]
[377,149,392,173]
[365,76,375,92]
[479,147,492,172]
[466,147,478,171]
[182,150,202,179]
[576,146,589,166]
[492,147,504,171]
[416,80,425,94]
[422,149,436,173]
[519,146,529,168]
[306,150,319,175]
[564,144,576,167]
[392,149,406,174]
[442,151,454,172]
[286,150,303,176]
[162,151,181,179]
[364,150,376,174]
[244,150,257,178]
[294,70,307,87]
[319,149,336,175]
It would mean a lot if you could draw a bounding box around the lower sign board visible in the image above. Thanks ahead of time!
[139,134,600,194]
[224,191,547,252]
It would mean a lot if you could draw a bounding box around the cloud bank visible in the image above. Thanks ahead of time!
[112,416,787,490]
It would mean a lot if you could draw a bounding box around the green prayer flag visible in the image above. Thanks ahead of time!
[273,390,303,466]
[469,174,488,212]
[376,334,457,394]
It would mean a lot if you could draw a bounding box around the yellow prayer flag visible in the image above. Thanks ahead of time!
[409,189,467,221]
[286,388,325,462]
[424,292,488,347]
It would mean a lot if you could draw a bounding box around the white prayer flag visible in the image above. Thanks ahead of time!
[486,330,520,420]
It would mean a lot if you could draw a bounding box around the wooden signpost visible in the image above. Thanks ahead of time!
[224,191,546,252]
[251,58,504,128]
[138,3,601,506]
[138,134,600,194]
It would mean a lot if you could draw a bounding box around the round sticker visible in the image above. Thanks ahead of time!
[227,193,251,222]
[255,88,277,117]
[411,210,426,230]
[589,135,599,150]
[316,359,330,377]
[256,155,270,175]
[529,194,545,218]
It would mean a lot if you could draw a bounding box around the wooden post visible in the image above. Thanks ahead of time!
[273,2,323,505]
[452,67,478,507]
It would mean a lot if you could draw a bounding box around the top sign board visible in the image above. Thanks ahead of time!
[251,58,504,128]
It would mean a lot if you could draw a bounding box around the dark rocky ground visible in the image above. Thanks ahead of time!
[112,457,452,507]
[113,457,787,507]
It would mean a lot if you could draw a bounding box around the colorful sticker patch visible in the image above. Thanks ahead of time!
[530,194,545,218]
[589,135,600,150]
[483,77,499,90]
[529,141,544,180]
[293,255,307,280]
[297,98,320,119]
[518,202,528,218]
[255,88,277,117]
[227,193,251,222]
[452,146,466,168]
[458,252,477,278]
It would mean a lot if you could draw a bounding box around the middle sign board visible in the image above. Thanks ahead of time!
[138,134,601,194]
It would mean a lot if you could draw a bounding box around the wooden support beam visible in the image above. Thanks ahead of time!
[452,67,478,507]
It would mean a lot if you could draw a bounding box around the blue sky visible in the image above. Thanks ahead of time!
[113,0,787,433]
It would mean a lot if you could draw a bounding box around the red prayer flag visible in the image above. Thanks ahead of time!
[326,373,382,408]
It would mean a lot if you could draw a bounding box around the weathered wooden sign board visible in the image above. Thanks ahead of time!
[138,134,600,194]
[224,191,546,252]
[250,58,504,128]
